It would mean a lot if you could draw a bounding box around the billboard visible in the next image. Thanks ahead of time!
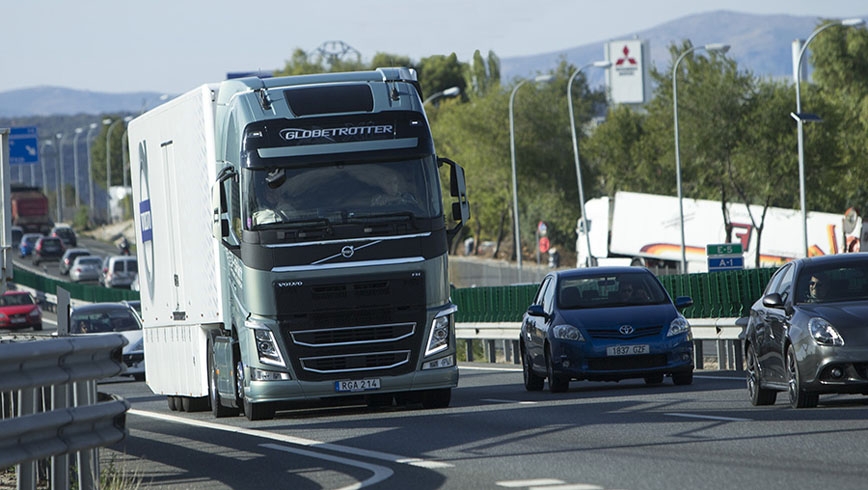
[605,40,651,105]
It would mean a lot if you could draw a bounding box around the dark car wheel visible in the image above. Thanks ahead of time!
[747,344,776,406]
[545,345,569,393]
[522,350,545,391]
[787,344,818,409]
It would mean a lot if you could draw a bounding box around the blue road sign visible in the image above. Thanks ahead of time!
[707,256,744,272]
[9,127,39,165]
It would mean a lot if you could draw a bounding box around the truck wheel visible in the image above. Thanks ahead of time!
[243,398,275,421]
[167,396,179,411]
[209,339,239,418]
[421,388,451,409]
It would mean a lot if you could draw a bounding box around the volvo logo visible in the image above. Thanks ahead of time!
[341,245,355,258]
[619,325,634,335]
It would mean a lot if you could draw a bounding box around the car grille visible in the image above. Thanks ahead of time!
[275,272,426,382]
[587,325,663,340]
[588,354,668,371]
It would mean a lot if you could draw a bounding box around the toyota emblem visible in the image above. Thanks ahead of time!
[619,325,634,335]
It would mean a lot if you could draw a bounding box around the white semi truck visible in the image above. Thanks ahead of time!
[576,191,860,273]
[128,68,470,420]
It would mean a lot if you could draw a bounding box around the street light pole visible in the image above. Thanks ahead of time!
[55,133,64,222]
[39,140,53,195]
[793,18,864,257]
[423,86,461,105]
[72,128,83,207]
[568,60,612,267]
[673,43,730,273]
[509,74,554,274]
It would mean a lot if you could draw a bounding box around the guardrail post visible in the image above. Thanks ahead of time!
[484,340,496,363]
[18,388,38,490]
[75,380,98,490]
[502,340,512,363]
[464,340,474,362]
[511,340,520,365]
[51,384,71,490]
[693,340,704,370]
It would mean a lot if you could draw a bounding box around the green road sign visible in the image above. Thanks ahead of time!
[706,243,743,256]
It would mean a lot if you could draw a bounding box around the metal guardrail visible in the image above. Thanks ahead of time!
[0,335,131,490]
[456,317,746,371]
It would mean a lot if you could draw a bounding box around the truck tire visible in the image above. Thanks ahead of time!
[243,399,275,421]
[209,339,240,418]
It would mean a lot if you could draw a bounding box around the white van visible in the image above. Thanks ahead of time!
[101,256,139,288]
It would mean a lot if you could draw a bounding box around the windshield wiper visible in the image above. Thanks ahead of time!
[346,211,416,224]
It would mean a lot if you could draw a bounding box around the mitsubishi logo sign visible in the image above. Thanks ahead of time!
[606,39,649,104]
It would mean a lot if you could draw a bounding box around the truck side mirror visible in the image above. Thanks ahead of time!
[212,165,236,239]
[438,157,470,246]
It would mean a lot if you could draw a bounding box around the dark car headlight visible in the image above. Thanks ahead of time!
[553,324,585,341]
[809,317,844,346]
[667,316,691,337]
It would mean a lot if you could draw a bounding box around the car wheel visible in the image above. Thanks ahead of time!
[545,345,569,393]
[209,338,240,418]
[787,344,818,408]
[671,370,694,386]
[747,344,776,406]
[644,374,664,385]
[522,350,545,391]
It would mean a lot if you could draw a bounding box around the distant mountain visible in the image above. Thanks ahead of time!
[0,11,863,117]
[0,87,172,118]
[500,10,858,85]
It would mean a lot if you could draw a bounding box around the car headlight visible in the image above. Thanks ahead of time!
[667,316,691,337]
[809,317,844,346]
[553,324,585,341]
[28,308,41,319]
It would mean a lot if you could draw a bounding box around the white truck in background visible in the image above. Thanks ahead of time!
[576,191,862,273]
[128,68,470,420]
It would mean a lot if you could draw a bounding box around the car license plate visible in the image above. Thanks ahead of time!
[335,378,381,392]
[606,344,649,356]
[11,317,24,324]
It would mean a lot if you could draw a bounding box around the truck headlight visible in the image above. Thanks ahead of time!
[249,325,286,367]
[425,306,456,356]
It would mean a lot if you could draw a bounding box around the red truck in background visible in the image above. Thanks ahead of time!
[10,184,53,234]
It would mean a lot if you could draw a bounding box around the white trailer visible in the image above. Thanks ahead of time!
[577,191,860,273]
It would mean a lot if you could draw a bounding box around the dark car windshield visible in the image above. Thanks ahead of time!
[0,294,34,307]
[796,262,868,304]
[71,308,141,333]
[558,272,668,309]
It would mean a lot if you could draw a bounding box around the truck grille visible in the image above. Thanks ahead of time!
[275,271,426,381]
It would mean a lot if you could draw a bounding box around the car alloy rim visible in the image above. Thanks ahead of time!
[787,351,798,404]
[747,350,758,399]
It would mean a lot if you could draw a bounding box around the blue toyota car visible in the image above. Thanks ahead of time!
[520,266,694,393]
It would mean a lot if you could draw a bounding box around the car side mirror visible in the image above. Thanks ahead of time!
[526,304,547,319]
[674,296,693,311]
[762,292,785,309]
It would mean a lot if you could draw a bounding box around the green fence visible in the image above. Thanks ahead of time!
[11,268,140,303]
[453,267,778,323]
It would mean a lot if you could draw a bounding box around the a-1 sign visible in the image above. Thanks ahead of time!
[706,242,745,272]
[9,127,39,165]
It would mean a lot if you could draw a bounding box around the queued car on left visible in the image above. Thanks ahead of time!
[744,253,868,409]
[69,302,145,381]
[520,266,694,393]
[0,290,43,331]
[59,247,92,275]
[18,233,42,257]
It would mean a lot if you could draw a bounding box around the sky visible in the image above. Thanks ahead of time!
[2,1,866,95]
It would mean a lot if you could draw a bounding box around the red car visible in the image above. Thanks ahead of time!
[0,290,43,331]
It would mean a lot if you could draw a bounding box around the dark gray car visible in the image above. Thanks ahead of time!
[744,253,868,408]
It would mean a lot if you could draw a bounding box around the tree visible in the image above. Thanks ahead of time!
[416,54,467,102]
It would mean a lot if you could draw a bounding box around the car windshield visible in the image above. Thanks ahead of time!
[71,309,140,333]
[244,157,442,230]
[558,272,668,309]
[76,257,102,266]
[0,294,33,307]
[796,262,868,304]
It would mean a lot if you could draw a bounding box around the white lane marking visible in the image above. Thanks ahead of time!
[129,409,453,469]
[481,398,538,405]
[497,479,565,487]
[665,412,751,422]
[261,442,392,490]
[460,365,522,372]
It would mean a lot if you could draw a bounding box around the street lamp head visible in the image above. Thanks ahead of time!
[534,74,555,83]
[102,118,112,125]
[90,122,98,129]
[75,127,83,134]
[442,86,461,97]
[56,133,63,140]
[841,18,865,27]
[592,60,613,69]
[704,43,731,54]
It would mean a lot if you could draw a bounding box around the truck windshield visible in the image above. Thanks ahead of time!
[244,157,443,230]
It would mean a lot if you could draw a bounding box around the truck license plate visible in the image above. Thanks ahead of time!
[606,344,649,356]
[335,378,381,392]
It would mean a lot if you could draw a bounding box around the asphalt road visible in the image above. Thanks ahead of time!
[98,366,868,490]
